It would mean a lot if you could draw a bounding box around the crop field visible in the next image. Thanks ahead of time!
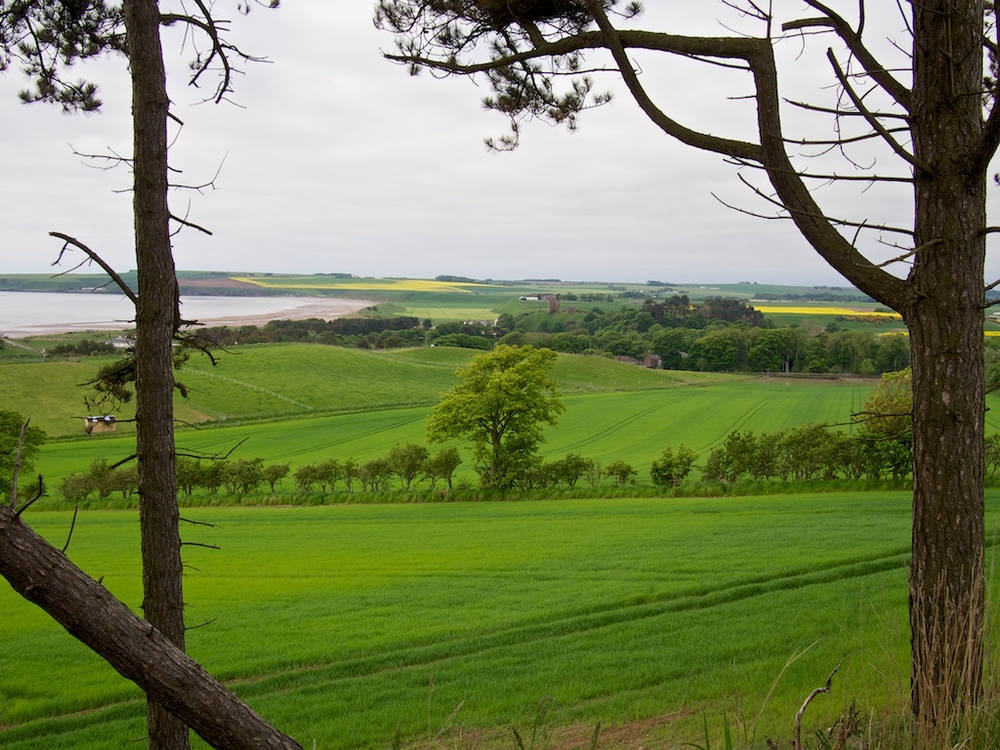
[8,493,997,749]
[750,304,908,333]
[6,335,1000,748]
[19,342,1000,493]
[3,345,733,439]
[753,306,901,318]
[28,355,878,492]
[199,275,667,322]
[232,276,493,294]
[16,343,1000,495]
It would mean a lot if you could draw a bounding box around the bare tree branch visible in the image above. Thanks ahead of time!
[61,503,79,553]
[48,232,138,304]
[783,1,911,109]
[784,98,909,121]
[583,2,763,161]
[13,475,44,518]
[723,171,913,237]
[825,49,929,174]
[794,660,843,750]
[170,212,214,236]
[159,2,270,104]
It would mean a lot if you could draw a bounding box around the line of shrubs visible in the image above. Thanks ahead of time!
[55,431,1000,505]
[702,424,912,483]
[59,446,463,501]
[55,447,682,503]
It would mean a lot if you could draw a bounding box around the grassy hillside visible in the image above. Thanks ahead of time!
[31,376,874,495]
[4,492,980,749]
[5,345,744,439]
[18,342,1000,497]
[550,379,870,462]
[35,381,870,488]
[7,345,467,438]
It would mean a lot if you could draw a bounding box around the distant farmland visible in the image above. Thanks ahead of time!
[16,342,1000,498]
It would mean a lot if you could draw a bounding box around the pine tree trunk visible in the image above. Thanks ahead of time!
[906,0,987,724]
[124,1,188,747]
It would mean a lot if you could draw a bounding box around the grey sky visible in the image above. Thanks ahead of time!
[1,3,996,286]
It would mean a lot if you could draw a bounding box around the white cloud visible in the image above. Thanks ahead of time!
[1,3,995,288]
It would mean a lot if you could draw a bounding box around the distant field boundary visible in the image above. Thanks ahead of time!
[761,372,880,382]
[183,368,314,411]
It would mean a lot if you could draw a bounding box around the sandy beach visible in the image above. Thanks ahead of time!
[2,294,376,338]
[178,297,376,330]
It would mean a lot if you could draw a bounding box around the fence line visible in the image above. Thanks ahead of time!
[185,368,314,410]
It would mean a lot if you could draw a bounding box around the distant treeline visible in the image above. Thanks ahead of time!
[47,339,116,356]
[171,297,913,376]
[496,297,909,376]
[192,316,426,347]
[36,295,913,376]
[751,292,874,302]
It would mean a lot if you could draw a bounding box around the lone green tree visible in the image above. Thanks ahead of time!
[378,0,998,726]
[856,368,913,442]
[0,411,45,497]
[428,344,563,490]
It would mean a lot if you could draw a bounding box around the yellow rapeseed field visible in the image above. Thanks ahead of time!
[754,305,902,319]
[231,276,487,293]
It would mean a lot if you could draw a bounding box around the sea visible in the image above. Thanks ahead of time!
[0,291,328,338]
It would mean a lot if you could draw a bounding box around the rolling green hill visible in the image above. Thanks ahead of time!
[5,345,743,439]
[13,344,880,495]
[16,342,1000,499]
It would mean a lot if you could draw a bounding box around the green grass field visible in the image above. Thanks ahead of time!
[5,340,999,748]
[20,343,1000,497]
[5,492,984,749]
[23,346,881,494]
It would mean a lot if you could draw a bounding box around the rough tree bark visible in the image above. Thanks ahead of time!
[0,504,301,749]
[905,0,987,722]
[125,1,188,746]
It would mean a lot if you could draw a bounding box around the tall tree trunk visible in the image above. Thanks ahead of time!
[906,0,987,725]
[124,1,189,747]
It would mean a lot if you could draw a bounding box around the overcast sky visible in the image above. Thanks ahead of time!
[1,2,996,286]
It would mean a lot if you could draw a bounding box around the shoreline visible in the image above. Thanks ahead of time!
[178,297,376,331]
[3,295,376,339]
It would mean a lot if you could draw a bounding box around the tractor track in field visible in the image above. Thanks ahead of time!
[183,368,315,411]
[698,392,784,452]
[230,546,913,695]
[557,392,690,452]
[303,411,428,452]
[1,544,915,737]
